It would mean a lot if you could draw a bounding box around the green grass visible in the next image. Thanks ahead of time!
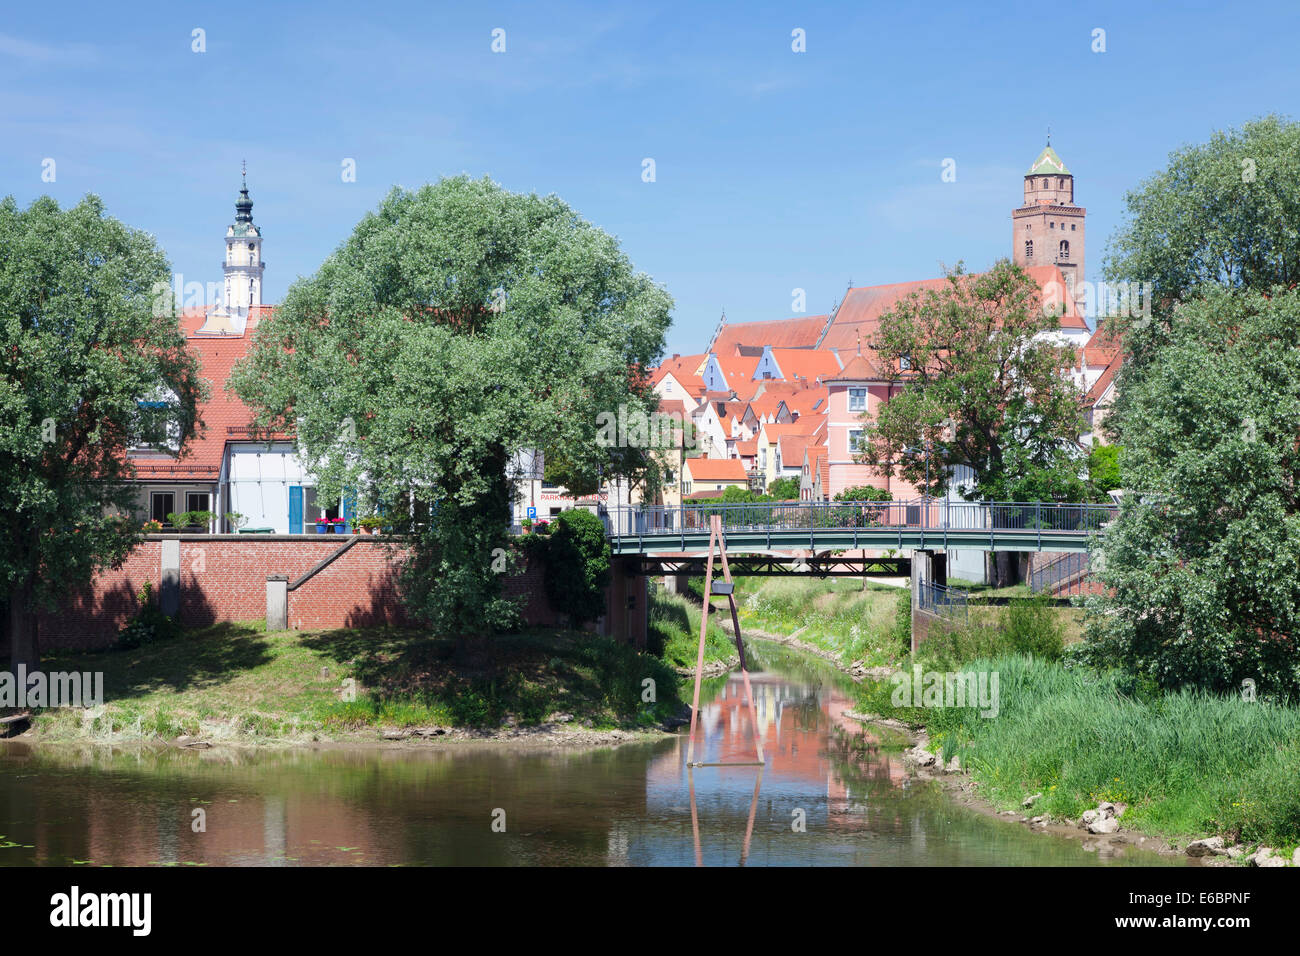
[27,622,686,741]
[731,576,908,667]
[647,583,741,670]
[859,654,1300,850]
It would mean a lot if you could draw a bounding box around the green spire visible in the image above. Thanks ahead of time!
[1028,144,1070,176]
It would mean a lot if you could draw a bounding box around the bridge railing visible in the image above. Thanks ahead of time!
[602,498,1116,544]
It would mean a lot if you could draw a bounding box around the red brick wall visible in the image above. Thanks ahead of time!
[36,541,163,651]
[37,536,569,650]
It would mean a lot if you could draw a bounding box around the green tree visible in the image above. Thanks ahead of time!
[1087,443,1121,497]
[0,196,204,669]
[1106,115,1300,322]
[859,260,1086,501]
[767,476,800,500]
[1105,115,1300,444]
[542,509,612,626]
[230,177,672,637]
[1079,288,1300,697]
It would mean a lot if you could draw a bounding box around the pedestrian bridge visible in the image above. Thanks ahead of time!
[603,499,1113,556]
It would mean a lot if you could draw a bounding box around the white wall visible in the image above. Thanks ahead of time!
[224,442,311,533]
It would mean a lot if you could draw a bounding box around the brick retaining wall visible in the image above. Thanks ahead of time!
[37,535,569,650]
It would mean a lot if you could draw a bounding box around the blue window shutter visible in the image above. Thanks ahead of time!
[289,486,303,534]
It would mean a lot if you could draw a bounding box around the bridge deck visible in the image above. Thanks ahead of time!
[604,499,1111,555]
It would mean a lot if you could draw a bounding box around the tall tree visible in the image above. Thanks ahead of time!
[1104,115,1300,444]
[1079,288,1300,697]
[230,177,672,637]
[0,196,204,670]
[859,260,1086,502]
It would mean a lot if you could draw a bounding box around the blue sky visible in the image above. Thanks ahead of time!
[3,1,1297,355]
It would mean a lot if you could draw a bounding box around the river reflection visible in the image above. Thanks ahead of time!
[0,642,1181,866]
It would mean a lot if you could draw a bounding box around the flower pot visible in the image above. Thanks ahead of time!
[315,524,328,534]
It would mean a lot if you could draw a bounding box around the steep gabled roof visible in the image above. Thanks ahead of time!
[819,267,1087,352]
[652,353,707,395]
[131,306,284,481]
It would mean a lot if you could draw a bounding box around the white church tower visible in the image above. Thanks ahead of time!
[223,163,264,311]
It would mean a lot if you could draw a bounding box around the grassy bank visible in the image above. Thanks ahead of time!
[727,576,909,667]
[860,654,1300,852]
[647,582,742,670]
[19,622,689,744]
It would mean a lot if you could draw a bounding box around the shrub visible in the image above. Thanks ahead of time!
[118,581,180,649]
[1002,596,1065,661]
[543,509,612,626]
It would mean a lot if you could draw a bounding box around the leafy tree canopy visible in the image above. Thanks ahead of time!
[767,476,801,500]
[1079,287,1300,697]
[833,485,892,502]
[0,195,204,668]
[1106,115,1300,319]
[230,177,672,636]
[859,260,1086,501]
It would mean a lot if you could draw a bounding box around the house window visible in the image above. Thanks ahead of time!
[1025,240,1033,258]
[759,446,767,468]
[186,493,210,516]
[1059,240,1070,260]
[683,481,692,494]
[151,492,175,526]
[848,388,867,411]
[900,355,912,370]
[848,429,863,453]
[1059,178,1065,189]
[1050,222,1055,229]
[1071,223,1076,231]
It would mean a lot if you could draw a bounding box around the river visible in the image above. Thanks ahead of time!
[0,640,1180,866]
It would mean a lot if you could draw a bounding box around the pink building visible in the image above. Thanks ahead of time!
[822,354,922,500]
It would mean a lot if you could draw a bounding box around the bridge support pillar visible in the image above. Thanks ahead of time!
[662,573,689,596]
[600,557,647,649]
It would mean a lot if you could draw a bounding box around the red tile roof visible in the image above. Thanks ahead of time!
[683,457,750,482]
[1085,353,1122,406]
[828,353,890,382]
[130,307,285,481]
[767,348,843,383]
[652,353,707,396]
[710,315,828,354]
[819,266,1086,352]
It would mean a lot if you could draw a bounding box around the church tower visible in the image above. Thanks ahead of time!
[223,164,264,311]
[1012,139,1085,306]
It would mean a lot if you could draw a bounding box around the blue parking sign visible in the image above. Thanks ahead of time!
[526,507,536,520]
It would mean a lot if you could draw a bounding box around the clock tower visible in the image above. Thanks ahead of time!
[223,163,264,311]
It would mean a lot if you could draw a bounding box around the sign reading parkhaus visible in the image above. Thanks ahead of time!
[0,666,103,709]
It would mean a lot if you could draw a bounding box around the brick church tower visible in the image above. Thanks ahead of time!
[1012,140,1085,306]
